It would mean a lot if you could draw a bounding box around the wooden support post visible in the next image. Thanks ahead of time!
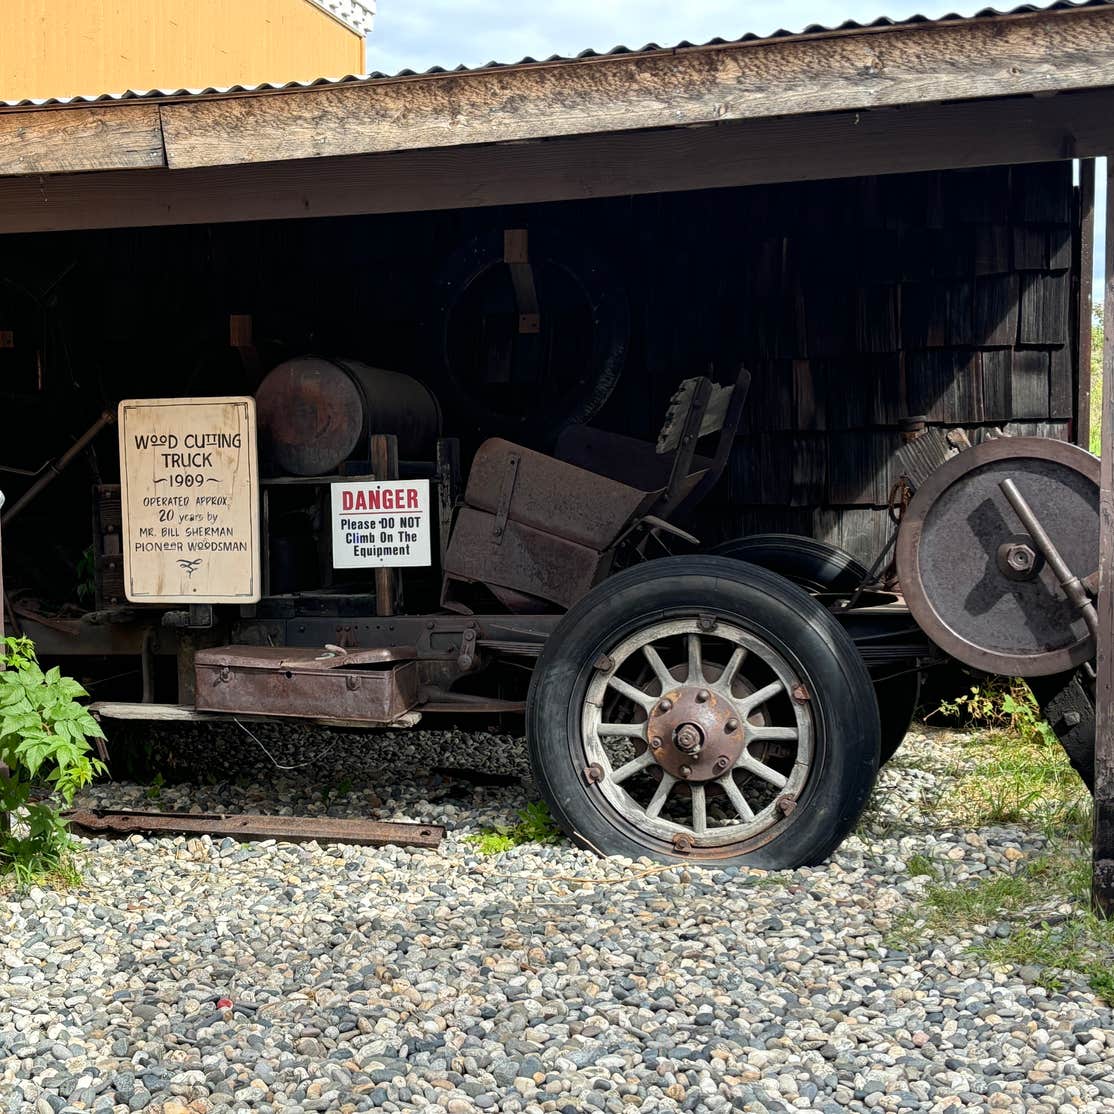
[436,438,461,567]
[1076,159,1096,450]
[369,434,401,617]
[1093,158,1114,917]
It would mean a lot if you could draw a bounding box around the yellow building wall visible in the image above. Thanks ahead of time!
[1,0,365,101]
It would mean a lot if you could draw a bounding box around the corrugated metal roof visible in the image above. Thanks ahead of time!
[1,0,1110,108]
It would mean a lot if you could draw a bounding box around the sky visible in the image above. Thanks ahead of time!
[367,1,1104,300]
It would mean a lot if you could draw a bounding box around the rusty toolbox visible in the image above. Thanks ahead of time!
[194,645,419,722]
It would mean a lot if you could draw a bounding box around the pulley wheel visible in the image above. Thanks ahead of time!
[896,437,1099,678]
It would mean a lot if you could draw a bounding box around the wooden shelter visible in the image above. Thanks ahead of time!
[1,0,1113,901]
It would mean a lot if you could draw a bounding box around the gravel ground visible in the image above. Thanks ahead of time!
[2,724,1113,1114]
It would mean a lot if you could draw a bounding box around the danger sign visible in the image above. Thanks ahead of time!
[331,479,431,568]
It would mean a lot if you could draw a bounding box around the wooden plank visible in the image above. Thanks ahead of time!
[823,359,869,430]
[1011,349,1051,419]
[1020,271,1071,345]
[868,354,905,426]
[740,359,794,434]
[1093,154,1114,918]
[1050,345,1073,421]
[838,508,891,567]
[5,91,1114,234]
[974,274,1020,347]
[0,103,165,176]
[1049,225,1073,272]
[790,435,827,507]
[974,225,1011,275]
[907,349,981,422]
[792,359,825,432]
[828,431,900,505]
[369,434,400,618]
[979,348,1012,420]
[948,166,1011,224]
[1076,159,1096,449]
[1013,226,1047,271]
[856,285,899,353]
[138,8,1114,171]
[1013,161,1074,224]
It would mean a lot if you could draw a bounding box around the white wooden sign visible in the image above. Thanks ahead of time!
[331,479,431,568]
[118,397,261,603]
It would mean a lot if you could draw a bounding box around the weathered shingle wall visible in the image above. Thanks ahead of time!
[695,162,1078,563]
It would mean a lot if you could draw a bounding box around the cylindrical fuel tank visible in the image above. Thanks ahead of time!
[256,356,442,476]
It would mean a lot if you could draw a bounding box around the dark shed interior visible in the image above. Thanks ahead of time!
[0,159,1082,609]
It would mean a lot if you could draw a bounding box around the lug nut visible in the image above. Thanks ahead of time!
[695,689,710,703]
[724,718,739,733]
[649,736,662,750]
[657,698,673,714]
[679,764,692,779]
[713,755,729,772]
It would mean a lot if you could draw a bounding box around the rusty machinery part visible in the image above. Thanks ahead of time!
[1028,668,1096,792]
[709,533,920,766]
[255,357,442,477]
[64,809,444,849]
[431,225,629,443]
[526,556,880,869]
[896,437,1099,678]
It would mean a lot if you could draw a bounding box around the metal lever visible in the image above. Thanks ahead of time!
[998,477,1099,638]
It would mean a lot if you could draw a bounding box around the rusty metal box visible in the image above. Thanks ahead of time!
[195,645,418,723]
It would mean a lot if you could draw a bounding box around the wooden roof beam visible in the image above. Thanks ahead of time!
[0,104,165,176]
[1,5,1114,178]
[2,89,1114,235]
[151,5,1114,169]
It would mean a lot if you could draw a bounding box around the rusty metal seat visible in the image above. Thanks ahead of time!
[441,368,750,612]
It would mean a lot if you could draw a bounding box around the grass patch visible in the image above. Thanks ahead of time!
[0,838,82,893]
[906,853,940,880]
[468,801,563,855]
[930,680,1091,837]
[889,846,1114,1002]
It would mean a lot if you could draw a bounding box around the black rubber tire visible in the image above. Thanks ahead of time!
[1027,669,1095,792]
[710,533,870,594]
[526,556,881,869]
[711,533,916,765]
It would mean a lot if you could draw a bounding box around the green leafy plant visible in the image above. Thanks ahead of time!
[930,679,1090,833]
[146,772,165,800]
[468,801,563,855]
[0,636,107,882]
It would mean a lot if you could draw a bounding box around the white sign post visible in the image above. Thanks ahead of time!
[118,396,261,604]
[331,479,432,568]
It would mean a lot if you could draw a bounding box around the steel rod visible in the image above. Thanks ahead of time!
[998,477,1100,637]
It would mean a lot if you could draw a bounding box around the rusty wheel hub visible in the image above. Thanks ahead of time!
[581,618,813,850]
[648,686,745,781]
